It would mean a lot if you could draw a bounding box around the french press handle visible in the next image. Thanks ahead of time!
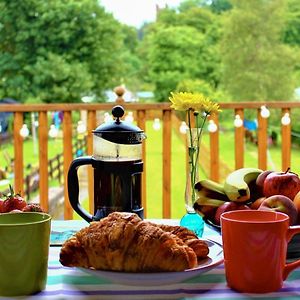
[67,156,96,222]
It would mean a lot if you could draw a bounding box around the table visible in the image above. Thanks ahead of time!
[15,220,300,300]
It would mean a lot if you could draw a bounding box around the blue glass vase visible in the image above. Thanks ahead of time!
[180,211,204,238]
[181,127,204,237]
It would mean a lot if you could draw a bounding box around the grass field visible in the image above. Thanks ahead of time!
[145,121,187,219]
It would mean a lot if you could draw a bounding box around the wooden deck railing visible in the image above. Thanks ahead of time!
[0,99,299,219]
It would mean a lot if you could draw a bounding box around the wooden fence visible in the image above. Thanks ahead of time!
[0,97,299,219]
[23,138,87,200]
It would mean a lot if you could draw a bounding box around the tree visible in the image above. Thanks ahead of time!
[0,0,125,103]
[141,5,221,101]
[220,0,296,101]
[209,0,232,14]
[283,0,300,86]
[284,0,300,46]
[117,24,145,93]
[178,5,216,33]
[145,25,206,101]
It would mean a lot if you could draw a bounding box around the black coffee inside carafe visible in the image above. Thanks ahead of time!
[93,160,144,220]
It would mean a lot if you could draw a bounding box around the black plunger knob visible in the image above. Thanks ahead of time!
[112,105,125,123]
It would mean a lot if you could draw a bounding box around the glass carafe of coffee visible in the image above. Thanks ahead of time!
[67,105,146,222]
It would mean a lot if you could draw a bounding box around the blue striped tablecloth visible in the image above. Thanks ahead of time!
[17,220,300,300]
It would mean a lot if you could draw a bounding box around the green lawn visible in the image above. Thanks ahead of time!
[0,136,63,175]
[145,122,187,219]
[203,129,300,176]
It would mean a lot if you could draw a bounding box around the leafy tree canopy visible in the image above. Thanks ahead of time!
[146,25,203,101]
[0,0,125,103]
[141,4,221,101]
[283,0,300,85]
[284,0,300,46]
[220,0,296,101]
[209,0,232,14]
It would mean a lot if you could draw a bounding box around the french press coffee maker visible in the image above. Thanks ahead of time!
[67,105,146,222]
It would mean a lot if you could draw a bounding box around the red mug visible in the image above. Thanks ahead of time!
[221,210,300,293]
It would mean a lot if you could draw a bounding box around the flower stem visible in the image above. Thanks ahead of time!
[186,110,209,206]
[195,112,208,175]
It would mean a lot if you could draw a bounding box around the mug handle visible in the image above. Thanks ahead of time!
[283,225,300,280]
[67,156,94,222]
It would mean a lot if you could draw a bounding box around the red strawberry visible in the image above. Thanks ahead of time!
[0,200,4,213]
[2,185,27,213]
[22,203,44,212]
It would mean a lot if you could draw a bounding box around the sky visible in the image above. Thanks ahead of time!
[100,0,183,28]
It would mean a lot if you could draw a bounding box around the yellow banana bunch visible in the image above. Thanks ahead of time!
[223,167,263,202]
[193,179,228,218]
[194,179,229,206]
[193,168,263,221]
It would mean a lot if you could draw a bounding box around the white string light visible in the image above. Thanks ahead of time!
[19,124,29,138]
[48,124,58,138]
[208,120,218,133]
[125,112,134,123]
[281,112,291,126]
[152,118,161,131]
[260,105,270,118]
[179,121,188,134]
[77,120,87,134]
[234,115,243,128]
[104,112,113,123]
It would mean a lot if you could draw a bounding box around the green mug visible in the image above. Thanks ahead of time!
[0,212,51,297]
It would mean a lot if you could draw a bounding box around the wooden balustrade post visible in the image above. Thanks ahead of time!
[13,112,24,195]
[114,86,125,104]
[38,111,49,212]
[234,109,245,169]
[137,109,147,217]
[257,107,268,170]
[209,113,219,182]
[281,108,291,171]
[87,110,96,215]
[162,109,172,218]
[63,111,73,219]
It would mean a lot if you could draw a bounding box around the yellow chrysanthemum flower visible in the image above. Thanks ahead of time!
[169,92,221,114]
[169,91,221,216]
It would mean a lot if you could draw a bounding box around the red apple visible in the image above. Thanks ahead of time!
[256,170,274,196]
[214,202,251,226]
[263,168,300,200]
[249,196,266,210]
[258,195,298,225]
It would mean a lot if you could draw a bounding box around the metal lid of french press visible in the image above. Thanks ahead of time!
[92,105,146,144]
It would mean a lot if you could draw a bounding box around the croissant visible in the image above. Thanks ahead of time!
[155,224,209,259]
[60,212,208,272]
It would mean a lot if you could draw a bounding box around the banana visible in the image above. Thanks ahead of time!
[223,167,263,202]
[193,179,228,219]
[195,179,226,195]
[194,179,229,207]
[195,195,226,207]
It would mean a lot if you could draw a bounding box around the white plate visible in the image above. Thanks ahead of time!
[78,239,223,286]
